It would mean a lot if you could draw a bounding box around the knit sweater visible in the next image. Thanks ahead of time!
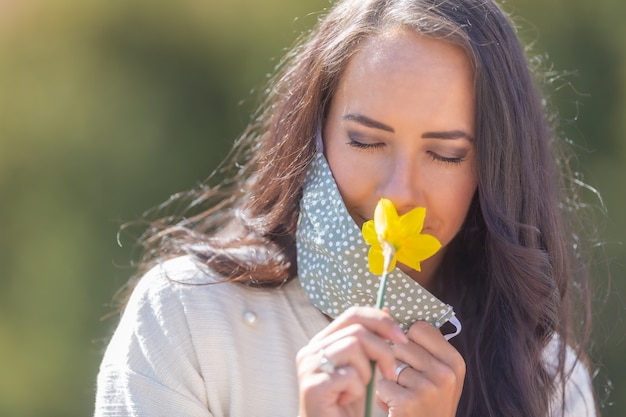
[94,256,596,417]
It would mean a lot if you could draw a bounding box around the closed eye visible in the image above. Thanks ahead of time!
[427,151,464,165]
[347,132,386,150]
[347,139,385,150]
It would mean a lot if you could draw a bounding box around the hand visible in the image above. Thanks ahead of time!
[296,306,409,417]
[376,321,466,417]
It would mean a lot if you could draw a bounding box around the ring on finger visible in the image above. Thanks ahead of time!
[318,349,335,374]
[395,362,411,383]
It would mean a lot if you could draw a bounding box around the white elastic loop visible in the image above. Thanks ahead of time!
[443,316,462,341]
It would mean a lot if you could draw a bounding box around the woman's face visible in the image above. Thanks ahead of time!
[323,30,477,286]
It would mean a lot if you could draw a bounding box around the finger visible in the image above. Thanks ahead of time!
[393,361,411,384]
[392,337,465,391]
[392,362,430,388]
[392,339,437,375]
[299,365,366,414]
[376,362,416,414]
[376,378,413,416]
[378,364,460,414]
[312,324,400,382]
[405,321,465,372]
[376,396,390,415]
[335,366,367,406]
[391,328,465,394]
[310,306,408,345]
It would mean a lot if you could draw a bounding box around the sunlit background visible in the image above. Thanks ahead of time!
[0,1,624,416]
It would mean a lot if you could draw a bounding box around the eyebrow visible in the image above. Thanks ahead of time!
[343,113,474,142]
[343,114,395,132]
[421,130,474,142]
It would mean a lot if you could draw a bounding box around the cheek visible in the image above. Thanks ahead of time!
[429,173,477,242]
[450,183,476,223]
[325,150,377,224]
[332,165,373,217]
[451,183,477,227]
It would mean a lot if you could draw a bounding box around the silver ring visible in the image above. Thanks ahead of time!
[395,362,410,383]
[318,349,335,374]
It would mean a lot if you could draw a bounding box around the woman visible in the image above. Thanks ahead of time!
[95,0,597,416]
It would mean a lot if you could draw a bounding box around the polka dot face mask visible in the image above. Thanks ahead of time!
[296,151,461,337]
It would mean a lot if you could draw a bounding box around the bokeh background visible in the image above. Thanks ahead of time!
[0,0,624,416]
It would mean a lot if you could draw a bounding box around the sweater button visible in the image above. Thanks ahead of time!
[243,311,258,326]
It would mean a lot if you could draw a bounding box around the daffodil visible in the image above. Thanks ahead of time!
[362,199,441,417]
[362,198,441,275]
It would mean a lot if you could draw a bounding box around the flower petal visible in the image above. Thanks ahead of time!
[362,199,441,276]
[375,198,399,242]
[397,253,422,272]
[403,234,441,258]
[367,245,385,275]
[396,234,442,271]
[362,220,378,245]
[398,206,426,235]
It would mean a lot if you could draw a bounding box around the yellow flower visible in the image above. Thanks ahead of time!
[362,199,442,417]
[362,198,441,275]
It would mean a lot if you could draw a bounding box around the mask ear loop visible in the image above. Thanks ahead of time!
[443,316,462,341]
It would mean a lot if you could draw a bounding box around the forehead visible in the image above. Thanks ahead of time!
[331,30,475,131]
[342,29,472,89]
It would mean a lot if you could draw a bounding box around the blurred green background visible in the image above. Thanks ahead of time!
[0,1,623,416]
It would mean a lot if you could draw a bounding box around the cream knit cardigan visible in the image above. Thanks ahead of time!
[95,256,596,417]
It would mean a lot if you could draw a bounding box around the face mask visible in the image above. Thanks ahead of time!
[296,151,461,339]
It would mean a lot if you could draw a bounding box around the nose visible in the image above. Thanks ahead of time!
[378,155,423,215]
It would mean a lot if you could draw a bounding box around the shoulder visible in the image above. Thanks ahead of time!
[98,256,327,416]
[116,256,222,332]
[100,257,218,366]
[100,254,324,368]
[130,255,222,297]
[123,255,301,327]
[118,255,325,346]
[127,255,271,309]
[543,335,597,417]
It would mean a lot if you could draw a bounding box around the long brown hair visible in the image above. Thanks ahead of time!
[127,0,594,415]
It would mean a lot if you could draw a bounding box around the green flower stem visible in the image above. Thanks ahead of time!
[365,360,376,417]
[365,244,394,417]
